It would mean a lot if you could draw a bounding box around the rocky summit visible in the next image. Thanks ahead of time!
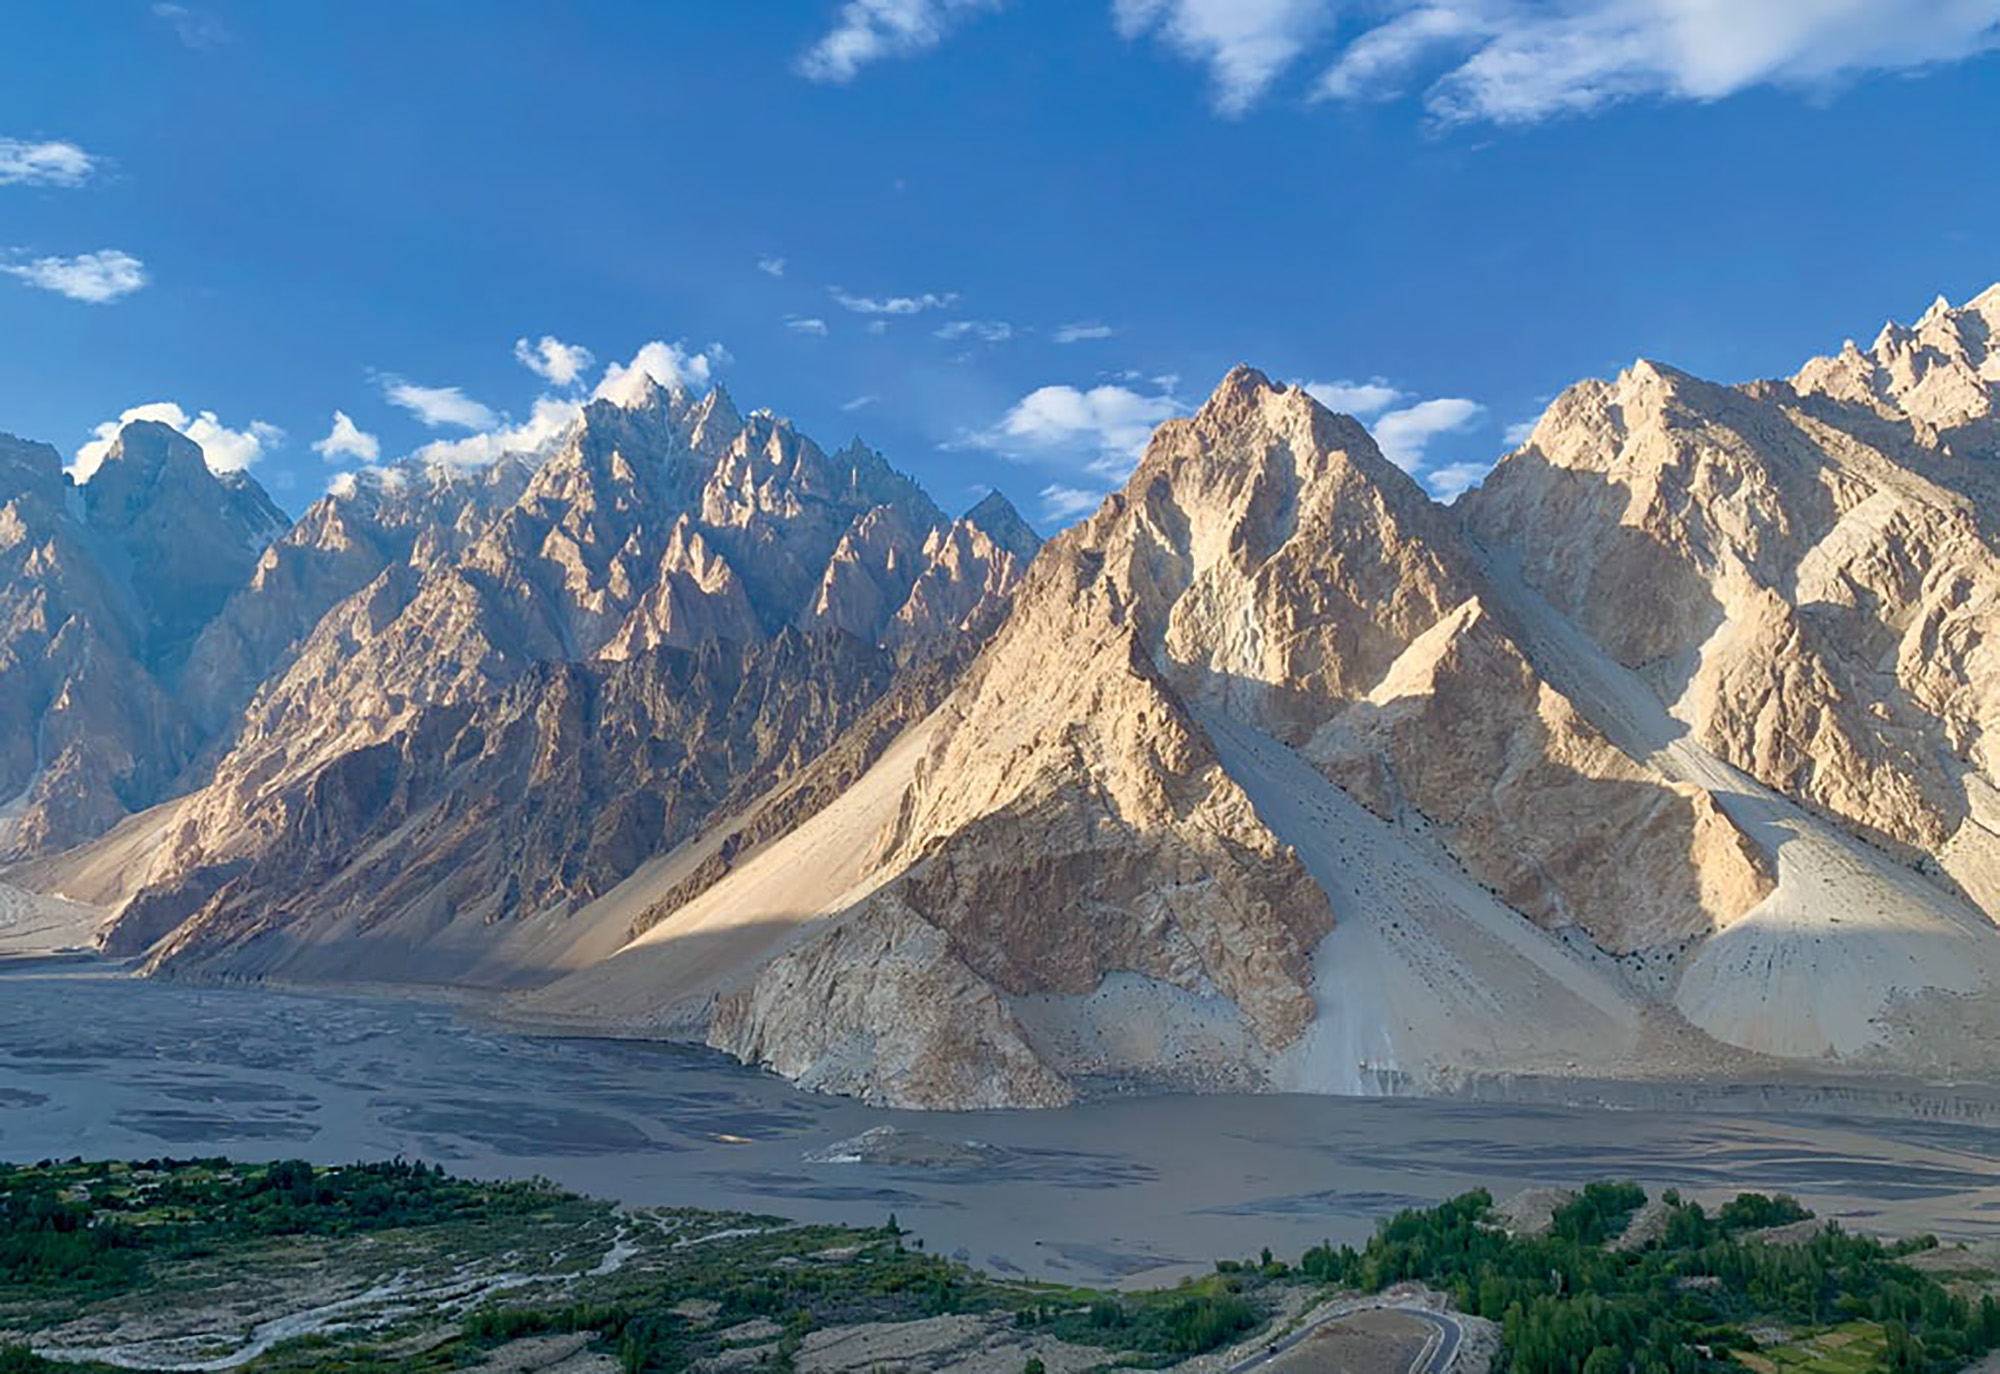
[8,288,2000,1110]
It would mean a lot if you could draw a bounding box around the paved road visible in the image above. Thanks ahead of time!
[1227,1304,1467,1373]
[1402,1307,1465,1373]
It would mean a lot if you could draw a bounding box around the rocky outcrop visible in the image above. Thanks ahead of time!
[0,424,284,857]
[888,492,1040,646]
[37,380,1038,997]
[79,421,289,675]
[135,628,900,982]
[177,457,531,734]
[1462,288,2000,879]
[704,369,1772,1106]
[15,288,2000,1113]
[1308,597,1772,951]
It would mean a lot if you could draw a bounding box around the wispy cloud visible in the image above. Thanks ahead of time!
[1039,483,1105,522]
[792,0,1998,120]
[1369,396,1484,471]
[1114,0,1333,115]
[1319,0,2000,124]
[1301,377,1404,417]
[786,316,831,336]
[962,379,1185,481]
[312,410,380,464]
[151,2,232,49]
[830,286,958,315]
[1424,460,1490,502]
[757,254,787,277]
[1053,321,1117,344]
[0,138,96,187]
[1119,0,2000,121]
[382,380,497,430]
[592,339,731,405]
[1502,416,1538,447]
[410,395,583,472]
[367,339,732,475]
[798,0,1005,82]
[327,467,409,500]
[935,319,1014,343]
[840,394,879,412]
[71,402,280,481]
[2,249,147,303]
[513,335,594,388]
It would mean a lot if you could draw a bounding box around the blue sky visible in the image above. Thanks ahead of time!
[3,1,1998,526]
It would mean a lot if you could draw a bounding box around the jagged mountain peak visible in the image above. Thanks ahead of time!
[1107,366,1441,574]
[960,489,1040,559]
[0,432,68,506]
[1792,285,2000,450]
[93,418,206,477]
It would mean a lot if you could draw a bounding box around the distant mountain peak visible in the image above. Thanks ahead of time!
[961,489,1039,558]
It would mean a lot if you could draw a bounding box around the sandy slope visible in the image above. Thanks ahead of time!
[1482,555,2000,1065]
[1191,705,1650,1093]
[507,713,941,1032]
[0,880,108,956]
[4,796,191,912]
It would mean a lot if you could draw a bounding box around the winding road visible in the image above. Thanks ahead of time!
[1227,1303,1467,1373]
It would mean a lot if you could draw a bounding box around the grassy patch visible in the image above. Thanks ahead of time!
[1743,1320,1890,1372]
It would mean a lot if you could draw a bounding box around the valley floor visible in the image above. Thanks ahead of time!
[1,964,1998,1296]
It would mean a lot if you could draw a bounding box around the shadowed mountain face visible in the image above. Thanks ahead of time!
[0,424,285,857]
[0,379,1041,995]
[9,288,2000,1111]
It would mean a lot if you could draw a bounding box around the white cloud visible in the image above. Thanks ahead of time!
[831,286,958,315]
[327,464,410,500]
[786,316,831,336]
[591,339,731,406]
[758,255,787,277]
[798,0,1005,82]
[152,3,231,48]
[382,380,497,430]
[1424,460,1492,502]
[1114,0,1333,115]
[3,249,147,303]
[841,394,879,411]
[71,402,282,481]
[312,410,380,464]
[1317,0,2000,124]
[789,0,1998,119]
[512,335,594,387]
[1301,377,1405,417]
[864,319,889,336]
[411,395,583,471]
[1040,483,1105,522]
[365,337,730,476]
[1370,396,1484,471]
[0,138,96,187]
[1502,416,1538,447]
[1093,0,2000,120]
[1054,321,1117,343]
[935,319,1014,343]
[965,381,1185,479]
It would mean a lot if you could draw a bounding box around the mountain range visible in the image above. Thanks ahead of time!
[4,285,1999,1109]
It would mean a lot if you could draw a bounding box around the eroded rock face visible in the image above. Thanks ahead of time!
[0,425,284,858]
[15,288,2000,1113]
[49,382,1037,991]
[1462,288,2000,877]
[135,629,900,981]
[177,458,531,735]
[1308,598,1772,952]
[79,421,290,676]
[708,369,1772,1106]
